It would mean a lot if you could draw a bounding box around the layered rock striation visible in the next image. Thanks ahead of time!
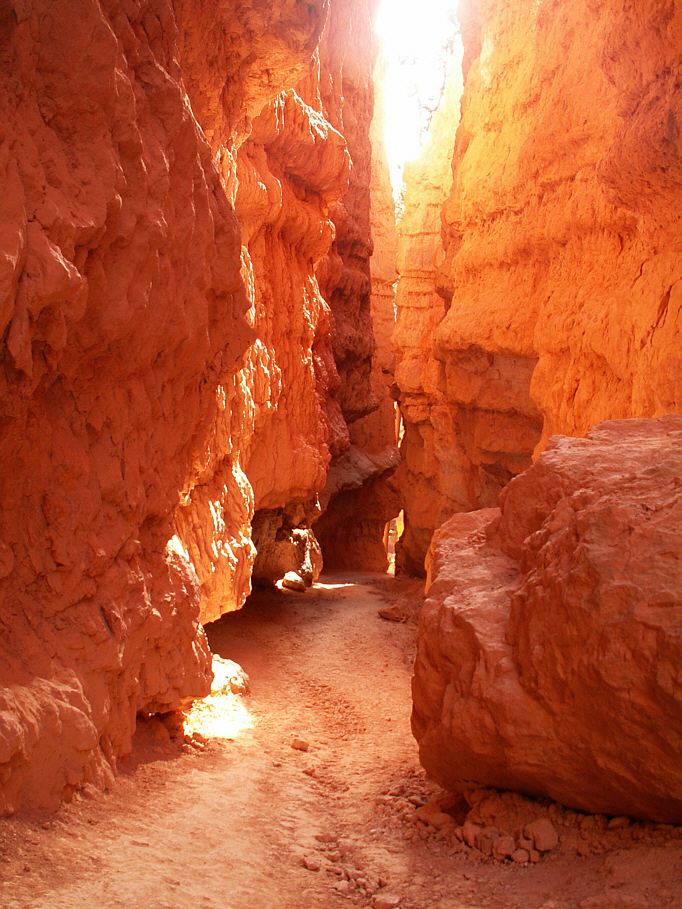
[395,0,682,572]
[412,416,682,823]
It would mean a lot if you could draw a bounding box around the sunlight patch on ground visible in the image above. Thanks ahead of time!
[183,656,253,740]
[375,0,460,194]
[183,694,253,740]
[313,580,355,590]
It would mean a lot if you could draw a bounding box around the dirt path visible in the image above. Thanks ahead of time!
[1,573,681,909]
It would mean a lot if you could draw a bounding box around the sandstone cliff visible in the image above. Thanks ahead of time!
[315,45,402,572]
[413,416,682,823]
[391,62,468,575]
[395,0,682,571]
[0,0,385,812]
[231,0,400,585]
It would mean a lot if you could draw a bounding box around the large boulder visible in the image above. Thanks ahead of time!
[412,415,682,823]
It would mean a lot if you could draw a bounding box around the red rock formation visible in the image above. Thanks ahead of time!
[392,62,473,575]
[313,5,402,571]
[170,0,343,615]
[395,0,682,572]
[231,85,351,593]
[0,0,247,812]
[316,0,378,426]
[0,0,360,811]
[413,416,682,823]
[443,0,682,444]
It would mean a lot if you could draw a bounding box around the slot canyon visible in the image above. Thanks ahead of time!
[0,0,681,906]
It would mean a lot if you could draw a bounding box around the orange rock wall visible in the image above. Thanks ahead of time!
[0,0,383,812]
[392,63,474,575]
[395,0,682,572]
[314,40,402,572]
[174,0,352,613]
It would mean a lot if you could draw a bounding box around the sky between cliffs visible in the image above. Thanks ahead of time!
[375,0,460,194]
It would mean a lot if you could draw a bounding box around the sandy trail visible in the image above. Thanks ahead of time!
[0,572,680,909]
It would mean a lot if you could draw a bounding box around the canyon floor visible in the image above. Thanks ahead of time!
[1,573,681,909]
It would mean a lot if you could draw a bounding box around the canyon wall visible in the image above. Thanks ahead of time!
[395,0,682,572]
[314,46,401,572]
[0,0,387,812]
[392,63,468,576]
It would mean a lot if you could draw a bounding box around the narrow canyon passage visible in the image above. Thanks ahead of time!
[1,4,681,908]
[2,575,681,909]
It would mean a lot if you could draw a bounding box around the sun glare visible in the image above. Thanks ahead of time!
[183,656,253,740]
[375,0,460,194]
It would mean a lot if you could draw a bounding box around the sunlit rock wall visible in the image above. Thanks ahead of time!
[0,0,360,812]
[225,84,350,596]
[172,0,346,614]
[313,6,402,571]
[396,0,682,572]
[443,0,682,447]
[316,0,378,425]
[392,62,473,575]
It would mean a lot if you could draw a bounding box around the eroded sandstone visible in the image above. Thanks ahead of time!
[395,0,682,572]
[413,416,682,823]
[0,0,259,812]
[0,0,382,812]
[391,64,459,574]
[392,59,494,575]
[443,0,682,444]
[315,41,402,572]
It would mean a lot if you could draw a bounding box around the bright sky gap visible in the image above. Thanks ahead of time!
[375,0,460,194]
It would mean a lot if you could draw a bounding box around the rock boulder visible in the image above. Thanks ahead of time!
[412,415,682,823]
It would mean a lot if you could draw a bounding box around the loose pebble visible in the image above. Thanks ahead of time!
[281,571,306,591]
[492,835,516,861]
[524,818,559,853]
[462,822,481,848]
[315,831,337,844]
[373,894,401,909]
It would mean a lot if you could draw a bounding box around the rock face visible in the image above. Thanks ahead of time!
[227,80,351,595]
[0,0,383,812]
[392,61,476,576]
[251,502,323,588]
[0,0,256,813]
[171,0,355,611]
[412,416,682,823]
[314,43,402,572]
[238,0,401,583]
[316,0,378,427]
[395,0,682,572]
